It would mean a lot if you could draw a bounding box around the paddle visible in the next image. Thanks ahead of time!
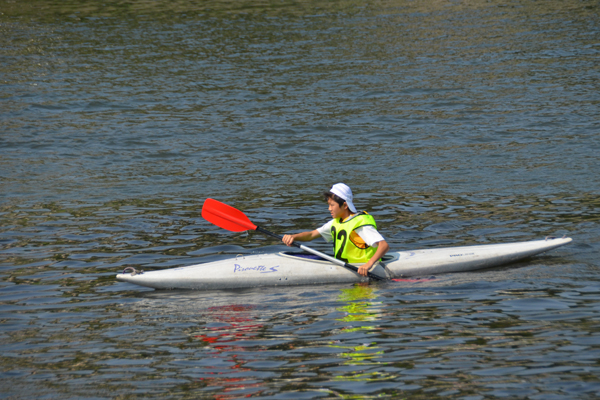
[201,198,383,281]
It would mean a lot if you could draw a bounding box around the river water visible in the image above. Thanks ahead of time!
[1,0,599,398]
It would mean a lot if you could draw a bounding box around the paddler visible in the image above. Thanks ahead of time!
[282,183,390,277]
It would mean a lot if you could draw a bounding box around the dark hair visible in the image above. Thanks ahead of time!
[324,191,346,208]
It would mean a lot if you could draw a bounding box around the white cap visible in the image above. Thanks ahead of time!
[329,183,357,213]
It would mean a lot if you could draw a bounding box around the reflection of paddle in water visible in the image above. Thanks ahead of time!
[195,304,262,348]
[192,304,266,399]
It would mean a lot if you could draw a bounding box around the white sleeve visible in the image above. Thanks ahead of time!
[355,225,385,247]
[316,220,334,243]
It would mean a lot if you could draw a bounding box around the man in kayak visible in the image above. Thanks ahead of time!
[282,183,390,277]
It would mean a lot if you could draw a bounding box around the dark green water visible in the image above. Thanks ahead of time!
[1,0,599,398]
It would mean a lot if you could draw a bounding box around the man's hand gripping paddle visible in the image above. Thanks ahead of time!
[201,198,383,281]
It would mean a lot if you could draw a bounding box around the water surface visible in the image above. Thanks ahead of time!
[1,0,599,398]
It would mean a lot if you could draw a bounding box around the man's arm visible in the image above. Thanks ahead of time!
[282,230,321,246]
[357,240,390,277]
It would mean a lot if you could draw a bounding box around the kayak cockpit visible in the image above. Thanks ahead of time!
[280,251,328,261]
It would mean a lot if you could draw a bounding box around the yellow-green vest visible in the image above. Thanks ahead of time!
[331,212,378,264]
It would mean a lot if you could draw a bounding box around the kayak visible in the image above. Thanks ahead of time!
[116,237,572,290]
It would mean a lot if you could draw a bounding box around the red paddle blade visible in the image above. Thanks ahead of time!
[202,198,257,232]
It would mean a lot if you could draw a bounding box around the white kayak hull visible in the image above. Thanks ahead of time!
[116,237,572,290]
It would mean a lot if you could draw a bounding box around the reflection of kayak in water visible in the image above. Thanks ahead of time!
[116,237,571,290]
